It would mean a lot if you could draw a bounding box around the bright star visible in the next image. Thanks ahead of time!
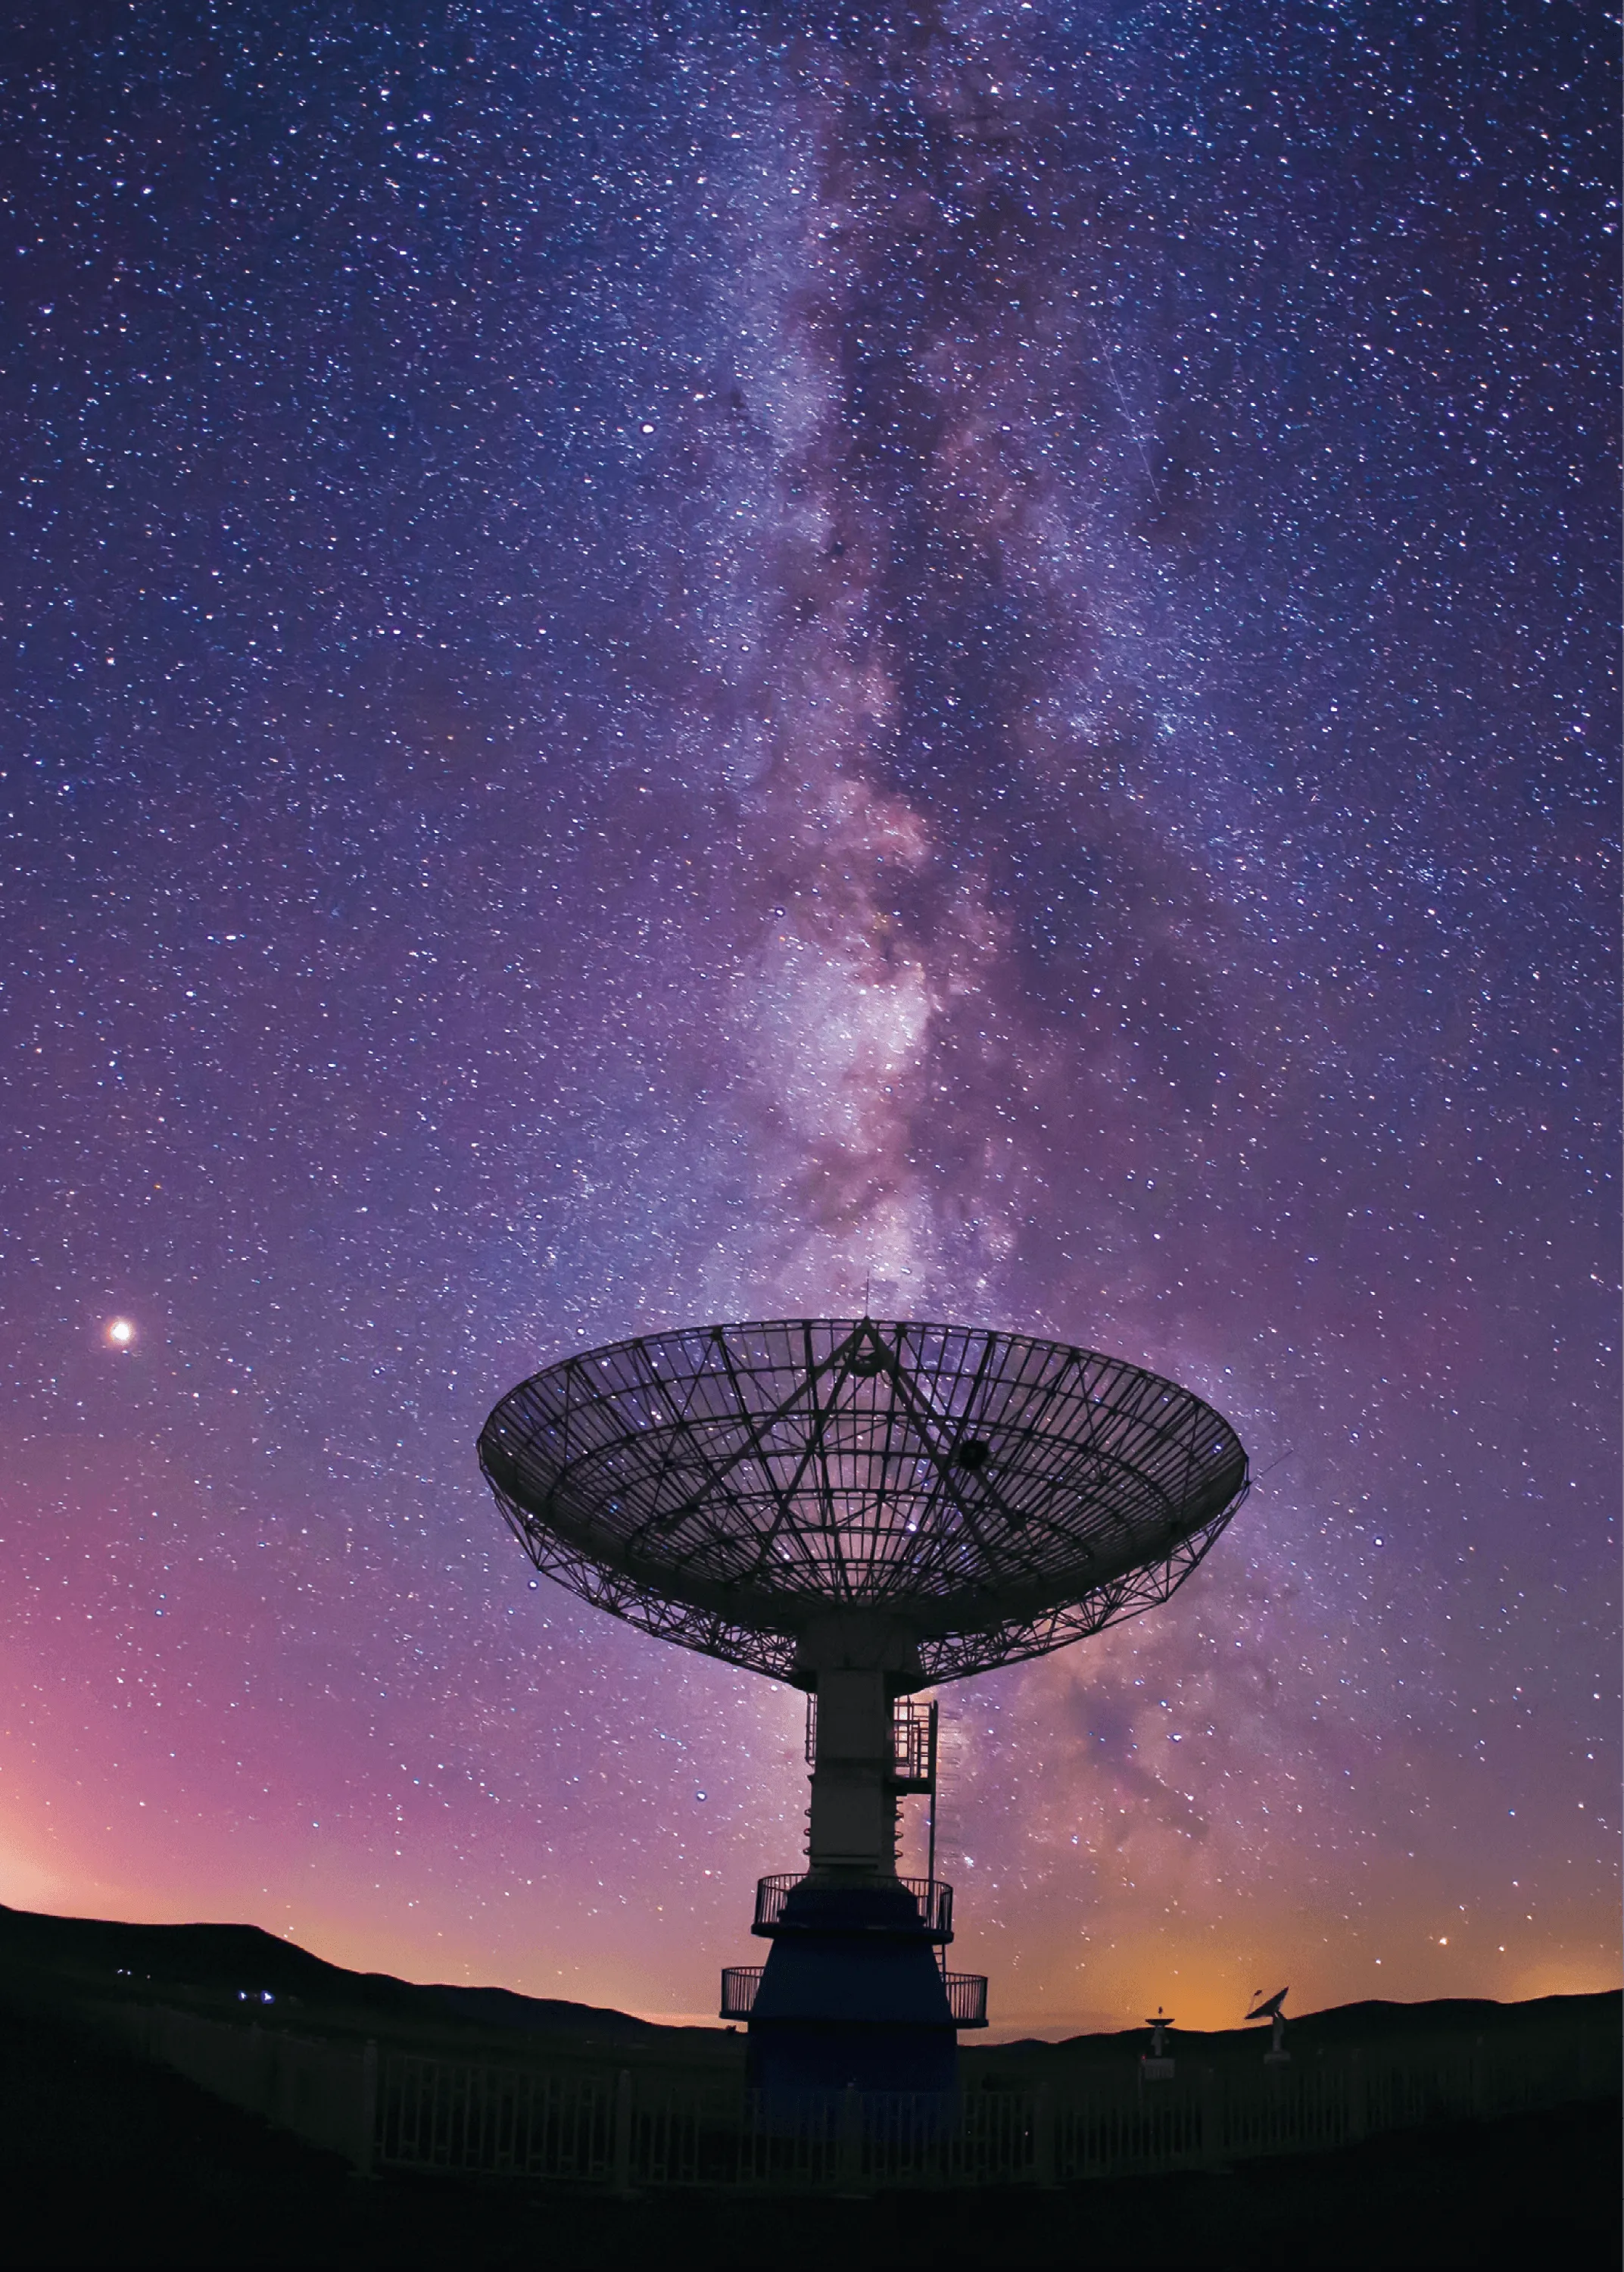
[105,1318,136,1347]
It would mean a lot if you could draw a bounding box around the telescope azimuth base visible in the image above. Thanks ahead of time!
[742,1879,964,2096]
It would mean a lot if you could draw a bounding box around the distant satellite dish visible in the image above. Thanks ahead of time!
[1140,2003,1176,2080]
[1245,1986,1291,2064]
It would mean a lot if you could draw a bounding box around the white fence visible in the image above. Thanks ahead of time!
[87,2000,376,2169]
[83,1999,1616,2192]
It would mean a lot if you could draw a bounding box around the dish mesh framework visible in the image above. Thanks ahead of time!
[478,1318,1248,1685]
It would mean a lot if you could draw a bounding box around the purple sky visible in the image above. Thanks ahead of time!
[1,1,1615,2031]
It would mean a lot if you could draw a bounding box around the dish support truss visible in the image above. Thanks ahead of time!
[480,1317,1248,1688]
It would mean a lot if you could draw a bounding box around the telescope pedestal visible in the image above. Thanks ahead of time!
[738,1651,970,2095]
[747,1880,957,2095]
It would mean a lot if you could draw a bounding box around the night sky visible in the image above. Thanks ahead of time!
[2,2,1615,2035]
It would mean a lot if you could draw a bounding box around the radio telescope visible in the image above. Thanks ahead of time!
[479,1316,1248,2092]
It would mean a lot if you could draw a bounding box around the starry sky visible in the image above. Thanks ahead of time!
[1,2,1616,2036]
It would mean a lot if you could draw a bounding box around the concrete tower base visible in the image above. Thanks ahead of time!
[746,1880,959,2096]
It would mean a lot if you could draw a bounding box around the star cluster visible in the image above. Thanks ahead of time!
[0,1,1614,2030]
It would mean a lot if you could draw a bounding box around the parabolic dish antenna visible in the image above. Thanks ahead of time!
[478,1315,1248,1687]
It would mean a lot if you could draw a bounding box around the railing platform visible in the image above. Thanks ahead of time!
[720,1967,764,2021]
[719,1965,986,2028]
[803,1697,939,1793]
[752,1874,954,1941]
[943,1973,988,2027]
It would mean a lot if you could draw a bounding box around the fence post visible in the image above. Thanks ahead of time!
[837,2083,864,2194]
[611,2068,634,2196]
[1032,2085,1057,2188]
[354,2039,378,2176]
[1346,2050,1365,2145]
[1199,2065,1222,2171]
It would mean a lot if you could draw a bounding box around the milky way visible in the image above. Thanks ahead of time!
[1,2,1615,2030]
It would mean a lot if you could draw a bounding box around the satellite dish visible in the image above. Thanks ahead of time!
[479,1317,1248,1686]
[480,1317,1248,2095]
[1246,1986,1292,2064]
[1141,2004,1177,2080]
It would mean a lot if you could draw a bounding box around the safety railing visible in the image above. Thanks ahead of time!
[86,1993,1619,2191]
[943,1973,989,2027]
[890,1699,938,1792]
[802,1699,938,1792]
[719,1967,764,2021]
[369,2033,1620,2187]
[753,1874,954,1940]
[718,1965,984,2028]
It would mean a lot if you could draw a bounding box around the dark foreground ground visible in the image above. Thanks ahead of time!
[0,1996,1616,2270]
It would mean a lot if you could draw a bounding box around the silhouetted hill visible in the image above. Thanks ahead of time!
[0,1901,665,2047]
[972,1987,1622,2079]
[2,1899,1614,2080]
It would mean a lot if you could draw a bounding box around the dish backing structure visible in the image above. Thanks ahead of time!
[479,1316,1248,2093]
